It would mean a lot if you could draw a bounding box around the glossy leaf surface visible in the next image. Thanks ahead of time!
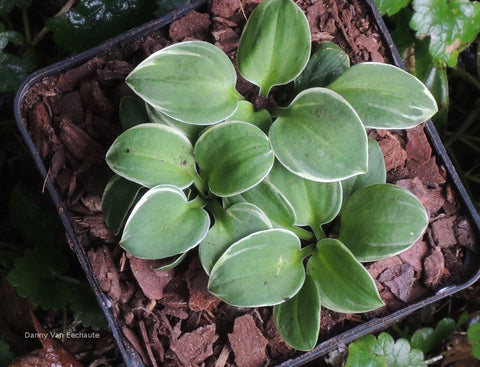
[308,239,383,313]
[273,274,321,351]
[199,202,272,274]
[339,184,428,261]
[328,62,438,129]
[102,175,143,235]
[194,121,274,197]
[106,123,197,189]
[375,0,410,15]
[294,41,350,93]
[121,185,209,259]
[126,41,240,124]
[270,88,367,182]
[237,0,310,96]
[208,229,305,307]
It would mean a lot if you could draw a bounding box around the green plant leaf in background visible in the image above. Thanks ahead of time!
[339,184,428,262]
[270,88,367,182]
[237,0,311,96]
[199,201,272,274]
[346,333,426,367]
[208,229,306,307]
[268,161,342,237]
[307,239,384,313]
[155,0,195,16]
[70,286,108,330]
[119,96,150,130]
[102,175,143,235]
[121,185,209,259]
[106,123,199,189]
[229,100,272,133]
[273,274,321,351]
[0,341,15,366]
[375,0,410,16]
[342,138,386,201]
[0,0,31,17]
[468,323,480,359]
[46,0,158,52]
[328,62,438,129]
[194,121,274,197]
[410,317,456,354]
[126,41,241,125]
[294,41,350,94]
[410,0,480,67]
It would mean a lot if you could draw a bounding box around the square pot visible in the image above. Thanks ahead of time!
[14,0,480,366]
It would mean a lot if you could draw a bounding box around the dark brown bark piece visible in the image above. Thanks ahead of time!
[122,327,148,364]
[185,258,222,313]
[395,177,445,217]
[229,314,269,367]
[264,317,294,360]
[73,215,115,243]
[377,131,407,171]
[406,125,432,162]
[170,324,217,366]
[87,246,122,302]
[378,263,416,303]
[129,256,175,300]
[169,11,212,42]
[424,249,445,288]
[398,240,429,276]
[431,215,458,248]
[211,0,240,18]
[57,57,104,91]
[455,216,477,252]
[406,156,446,186]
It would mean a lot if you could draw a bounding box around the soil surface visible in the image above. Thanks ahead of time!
[20,0,478,366]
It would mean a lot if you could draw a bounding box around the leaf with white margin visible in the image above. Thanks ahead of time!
[121,185,209,259]
[273,274,321,351]
[328,62,438,129]
[339,184,429,262]
[199,202,272,274]
[194,121,275,197]
[238,0,311,96]
[270,88,368,182]
[308,238,384,313]
[208,229,306,307]
[126,41,242,125]
[106,123,198,189]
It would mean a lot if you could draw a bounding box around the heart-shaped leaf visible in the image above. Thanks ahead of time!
[106,123,198,189]
[146,103,205,142]
[102,175,143,235]
[121,185,210,259]
[270,88,368,182]
[273,274,321,351]
[339,184,429,262]
[119,96,149,130]
[268,161,342,232]
[230,100,272,133]
[328,62,438,129]
[194,121,275,197]
[199,202,272,274]
[308,238,384,313]
[294,41,350,94]
[342,138,386,201]
[237,0,310,96]
[208,229,306,307]
[126,41,241,124]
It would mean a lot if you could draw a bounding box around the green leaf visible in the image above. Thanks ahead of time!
[268,161,342,232]
[270,88,367,182]
[46,0,157,52]
[119,97,149,130]
[106,123,198,189]
[199,202,272,274]
[194,121,274,197]
[237,0,311,96]
[328,62,438,129]
[229,100,272,133]
[70,286,108,330]
[0,0,30,17]
[342,138,386,200]
[294,41,350,93]
[410,318,456,354]
[208,229,306,307]
[0,341,15,366]
[126,41,240,125]
[410,0,480,67]
[339,184,429,262]
[155,0,195,16]
[102,175,143,235]
[121,185,210,259]
[273,274,321,351]
[146,103,205,142]
[468,323,480,360]
[307,239,383,313]
[375,0,410,16]
[390,8,416,55]
[346,333,426,367]
[8,246,73,310]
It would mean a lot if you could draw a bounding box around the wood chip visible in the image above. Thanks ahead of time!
[229,314,268,367]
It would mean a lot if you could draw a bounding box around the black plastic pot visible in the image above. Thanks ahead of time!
[14,0,480,366]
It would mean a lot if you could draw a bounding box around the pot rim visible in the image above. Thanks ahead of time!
[13,0,480,365]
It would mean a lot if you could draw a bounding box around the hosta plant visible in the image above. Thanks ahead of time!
[103,0,437,351]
